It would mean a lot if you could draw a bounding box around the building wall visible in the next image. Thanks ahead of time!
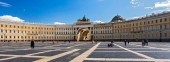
[0,12,170,42]
[111,12,170,41]
[94,23,112,41]
[0,22,56,42]
[55,25,75,41]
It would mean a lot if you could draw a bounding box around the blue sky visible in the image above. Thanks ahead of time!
[0,0,170,24]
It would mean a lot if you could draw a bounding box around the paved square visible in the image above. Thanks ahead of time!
[0,41,170,62]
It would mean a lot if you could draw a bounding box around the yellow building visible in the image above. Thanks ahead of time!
[0,12,170,42]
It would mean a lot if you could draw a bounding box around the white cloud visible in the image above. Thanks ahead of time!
[145,0,170,13]
[151,9,170,13]
[54,22,66,25]
[0,2,11,7]
[0,15,24,23]
[93,20,105,23]
[145,7,154,9]
[130,0,140,7]
[154,0,170,8]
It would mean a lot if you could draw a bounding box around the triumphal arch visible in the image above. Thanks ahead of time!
[74,16,93,41]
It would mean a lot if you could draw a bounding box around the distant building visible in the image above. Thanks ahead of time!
[0,12,170,42]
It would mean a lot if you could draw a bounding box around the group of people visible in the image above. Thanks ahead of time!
[30,39,149,49]
[108,41,114,47]
[142,39,149,46]
[124,40,130,46]
[107,39,149,47]
[64,41,71,43]
[30,40,71,49]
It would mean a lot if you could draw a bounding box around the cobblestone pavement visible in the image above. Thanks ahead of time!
[0,41,170,62]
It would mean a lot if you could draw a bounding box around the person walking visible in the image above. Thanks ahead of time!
[142,40,145,46]
[127,40,130,44]
[145,39,149,46]
[31,40,35,49]
[124,40,127,46]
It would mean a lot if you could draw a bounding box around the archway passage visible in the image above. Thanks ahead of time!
[77,28,91,41]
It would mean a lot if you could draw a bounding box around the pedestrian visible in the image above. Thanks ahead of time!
[111,41,114,47]
[144,39,147,46]
[142,40,145,46]
[124,40,127,46]
[31,40,35,49]
[127,40,130,44]
[111,41,114,43]
[146,39,149,46]
[108,43,110,47]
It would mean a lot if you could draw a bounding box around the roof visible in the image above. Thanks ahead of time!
[110,15,124,22]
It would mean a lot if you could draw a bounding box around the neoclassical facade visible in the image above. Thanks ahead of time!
[0,12,170,42]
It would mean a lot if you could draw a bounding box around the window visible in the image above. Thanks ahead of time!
[1,35,3,38]
[156,20,158,23]
[164,25,167,29]
[160,25,162,30]
[148,21,150,24]
[160,19,162,22]
[10,30,11,33]
[165,18,167,22]
[164,33,167,37]
[5,30,7,33]
[1,29,3,33]
[1,24,3,27]
[151,20,153,24]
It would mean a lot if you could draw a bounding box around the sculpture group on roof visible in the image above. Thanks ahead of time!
[78,16,90,22]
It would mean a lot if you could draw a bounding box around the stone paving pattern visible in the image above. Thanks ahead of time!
[0,41,170,62]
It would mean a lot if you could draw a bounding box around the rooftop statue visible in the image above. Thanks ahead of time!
[78,16,90,22]
[76,16,92,25]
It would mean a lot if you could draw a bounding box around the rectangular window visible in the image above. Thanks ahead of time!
[156,20,158,23]
[1,35,3,38]
[164,33,167,37]
[160,19,162,22]
[1,24,3,27]
[165,25,167,29]
[148,21,150,24]
[1,29,3,33]
[165,18,167,22]
[144,22,146,25]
